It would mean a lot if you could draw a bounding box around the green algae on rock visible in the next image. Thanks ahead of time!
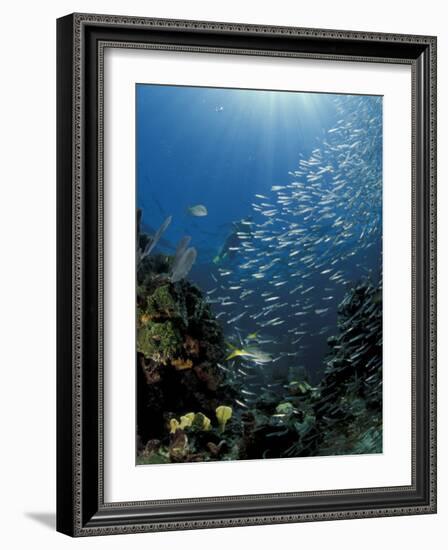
[137,318,182,365]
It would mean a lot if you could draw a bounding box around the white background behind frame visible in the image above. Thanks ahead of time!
[2,0,446,548]
[103,47,412,503]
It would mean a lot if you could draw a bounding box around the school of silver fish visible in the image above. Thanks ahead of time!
[207,95,383,406]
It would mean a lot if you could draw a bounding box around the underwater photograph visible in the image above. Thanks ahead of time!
[135,83,383,465]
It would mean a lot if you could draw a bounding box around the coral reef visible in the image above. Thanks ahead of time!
[234,280,383,460]
[312,281,383,454]
[136,211,382,464]
[136,216,236,455]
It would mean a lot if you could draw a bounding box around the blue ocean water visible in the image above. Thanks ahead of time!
[136,84,382,387]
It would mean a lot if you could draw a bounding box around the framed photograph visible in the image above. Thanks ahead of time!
[57,13,437,536]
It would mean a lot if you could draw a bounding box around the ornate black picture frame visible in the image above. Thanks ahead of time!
[57,13,437,536]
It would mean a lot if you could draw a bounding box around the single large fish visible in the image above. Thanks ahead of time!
[226,345,272,364]
[187,204,208,217]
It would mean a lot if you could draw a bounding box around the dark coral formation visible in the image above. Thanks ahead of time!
[136,219,236,460]
[234,280,383,459]
[312,282,382,454]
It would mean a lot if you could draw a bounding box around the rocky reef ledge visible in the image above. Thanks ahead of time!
[136,216,236,463]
